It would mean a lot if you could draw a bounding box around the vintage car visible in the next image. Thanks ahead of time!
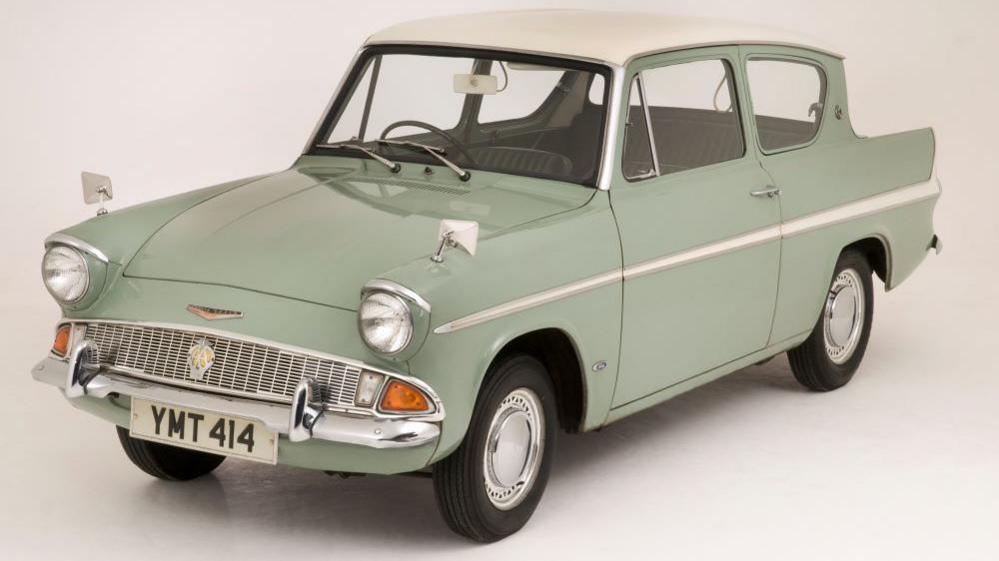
[33,10,941,541]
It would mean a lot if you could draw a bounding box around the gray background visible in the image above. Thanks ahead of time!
[2,1,996,559]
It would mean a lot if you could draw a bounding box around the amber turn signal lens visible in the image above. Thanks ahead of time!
[52,325,71,357]
[380,380,431,413]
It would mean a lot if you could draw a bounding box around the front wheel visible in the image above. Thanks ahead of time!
[116,426,225,481]
[433,354,557,542]
[788,249,874,391]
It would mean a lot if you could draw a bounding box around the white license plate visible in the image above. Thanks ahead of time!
[130,398,277,464]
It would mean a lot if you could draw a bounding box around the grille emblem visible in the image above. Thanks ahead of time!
[187,304,243,321]
[187,338,215,381]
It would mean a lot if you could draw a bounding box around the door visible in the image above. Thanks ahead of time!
[611,48,781,407]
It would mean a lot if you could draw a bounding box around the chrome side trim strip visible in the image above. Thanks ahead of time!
[433,270,622,334]
[623,225,781,280]
[433,179,939,334]
[44,233,110,263]
[782,178,940,238]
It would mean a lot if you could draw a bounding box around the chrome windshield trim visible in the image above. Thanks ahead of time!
[362,40,615,66]
[44,233,110,263]
[303,48,365,154]
[597,64,626,191]
[306,44,621,190]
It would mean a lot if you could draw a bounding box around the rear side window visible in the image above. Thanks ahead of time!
[629,59,745,178]
[746,59,826,152]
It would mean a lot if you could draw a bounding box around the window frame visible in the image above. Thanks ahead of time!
[743,54,830,156]
[620,53,749,184]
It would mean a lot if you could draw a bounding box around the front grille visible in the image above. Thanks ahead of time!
[83,322,362,407]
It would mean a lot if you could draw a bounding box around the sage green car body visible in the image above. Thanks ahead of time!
[42,42,939,475]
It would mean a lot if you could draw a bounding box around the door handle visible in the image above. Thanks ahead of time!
[750,186,781,198]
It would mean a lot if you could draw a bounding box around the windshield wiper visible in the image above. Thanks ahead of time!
[375,139,471,181]
[316,142,400,173]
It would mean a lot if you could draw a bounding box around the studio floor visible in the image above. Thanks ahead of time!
[3,252,996,560]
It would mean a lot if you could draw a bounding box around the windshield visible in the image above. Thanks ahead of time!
[311,48,610,186]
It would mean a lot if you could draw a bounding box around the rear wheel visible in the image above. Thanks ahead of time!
[788,250,874,391]
[116,425,225,481]
[433,354,557,542]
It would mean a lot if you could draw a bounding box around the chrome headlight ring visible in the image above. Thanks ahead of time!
[41,235,109,308]
[358,280,431,359]
[42,245,90,304]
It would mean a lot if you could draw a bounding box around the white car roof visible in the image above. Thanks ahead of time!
[366,10,843,65]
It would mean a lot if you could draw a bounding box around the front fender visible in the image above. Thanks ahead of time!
[381,192,623,461]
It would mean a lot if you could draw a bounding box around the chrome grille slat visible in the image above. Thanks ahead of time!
[82,323,361,407]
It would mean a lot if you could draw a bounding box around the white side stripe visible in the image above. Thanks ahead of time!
[433,179,939,334]
[433,270,622,334]
[623,225,781,280]
[782,178,940,237]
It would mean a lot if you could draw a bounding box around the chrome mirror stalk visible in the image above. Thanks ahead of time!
[81,172,114,217]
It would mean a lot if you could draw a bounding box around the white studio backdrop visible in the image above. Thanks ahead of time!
[1,1,997,560]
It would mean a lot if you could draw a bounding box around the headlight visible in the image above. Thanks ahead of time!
[42,246,89,303]
[359,292,413,354]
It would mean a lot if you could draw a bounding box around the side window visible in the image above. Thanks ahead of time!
[635,59,745,176]
[746,59,826,152]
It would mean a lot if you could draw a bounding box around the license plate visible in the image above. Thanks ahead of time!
[130,398,278,464]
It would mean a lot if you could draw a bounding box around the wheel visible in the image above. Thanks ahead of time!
[115,425,225,481]
[432,354,557,542]
[788,249,874,391]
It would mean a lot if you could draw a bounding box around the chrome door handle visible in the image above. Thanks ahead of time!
[750,186,782,198]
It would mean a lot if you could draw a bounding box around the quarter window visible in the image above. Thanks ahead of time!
[746,59,826,152]
[623,59,745,180]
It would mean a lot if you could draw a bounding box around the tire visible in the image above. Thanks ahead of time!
[433,354,558,542]
[116,425,225,481]
[788,249,874,391]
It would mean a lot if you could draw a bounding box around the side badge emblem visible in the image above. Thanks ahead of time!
[187,338,215,381]
[592,360,608,372]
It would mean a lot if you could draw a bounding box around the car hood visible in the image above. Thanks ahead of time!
[123,160,593,310]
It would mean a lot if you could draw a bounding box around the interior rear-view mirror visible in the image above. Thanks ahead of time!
[453,74,498,95]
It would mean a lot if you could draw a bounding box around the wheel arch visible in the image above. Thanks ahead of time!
[842,234,892,286]
[486,327,587,434]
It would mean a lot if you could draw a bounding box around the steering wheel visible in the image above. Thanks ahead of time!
[379,120,478,165]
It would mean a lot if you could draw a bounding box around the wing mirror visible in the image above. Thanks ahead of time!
[431,219,479,263]
[81,171,113,216]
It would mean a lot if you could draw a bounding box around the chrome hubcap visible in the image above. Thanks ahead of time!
[483,388,544,510]
[824,268,865,364]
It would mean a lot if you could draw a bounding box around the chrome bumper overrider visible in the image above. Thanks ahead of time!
[32,352,441,450]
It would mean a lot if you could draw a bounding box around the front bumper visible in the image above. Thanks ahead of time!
[33,353,442,469]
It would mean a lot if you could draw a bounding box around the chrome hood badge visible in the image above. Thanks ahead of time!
[186,304,244,321]
[187,338,215,381]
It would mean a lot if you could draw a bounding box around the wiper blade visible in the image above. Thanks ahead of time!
[375,139,470,181]
[316,142,400,173]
